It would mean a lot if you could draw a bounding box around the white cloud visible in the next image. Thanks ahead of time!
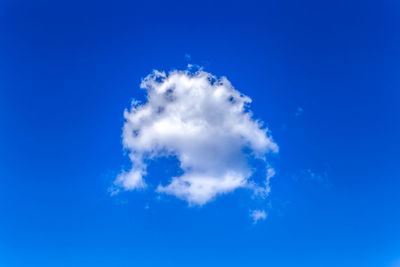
[250,209,267,224]
[113,69,278,205]
[250,166,276,198]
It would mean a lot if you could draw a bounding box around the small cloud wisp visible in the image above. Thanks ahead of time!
[250,209,267,224]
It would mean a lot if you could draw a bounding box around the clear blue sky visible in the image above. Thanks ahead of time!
[1,0,399,266]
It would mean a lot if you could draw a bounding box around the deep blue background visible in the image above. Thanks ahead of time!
[1,0,399,266]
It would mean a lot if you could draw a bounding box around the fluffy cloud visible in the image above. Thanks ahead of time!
[113,69,278,205]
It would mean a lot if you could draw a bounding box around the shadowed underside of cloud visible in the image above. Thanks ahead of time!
[113,69,278,205]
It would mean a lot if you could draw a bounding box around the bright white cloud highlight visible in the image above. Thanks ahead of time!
[113,69,278,205]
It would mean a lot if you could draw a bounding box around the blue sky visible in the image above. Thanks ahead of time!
[1,0,400,266]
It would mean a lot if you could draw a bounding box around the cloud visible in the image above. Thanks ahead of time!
[251,166,276,198]
[113,69,278,205]
[250,209,267,224]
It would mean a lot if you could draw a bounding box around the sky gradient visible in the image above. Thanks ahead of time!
[1,0,400,266]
